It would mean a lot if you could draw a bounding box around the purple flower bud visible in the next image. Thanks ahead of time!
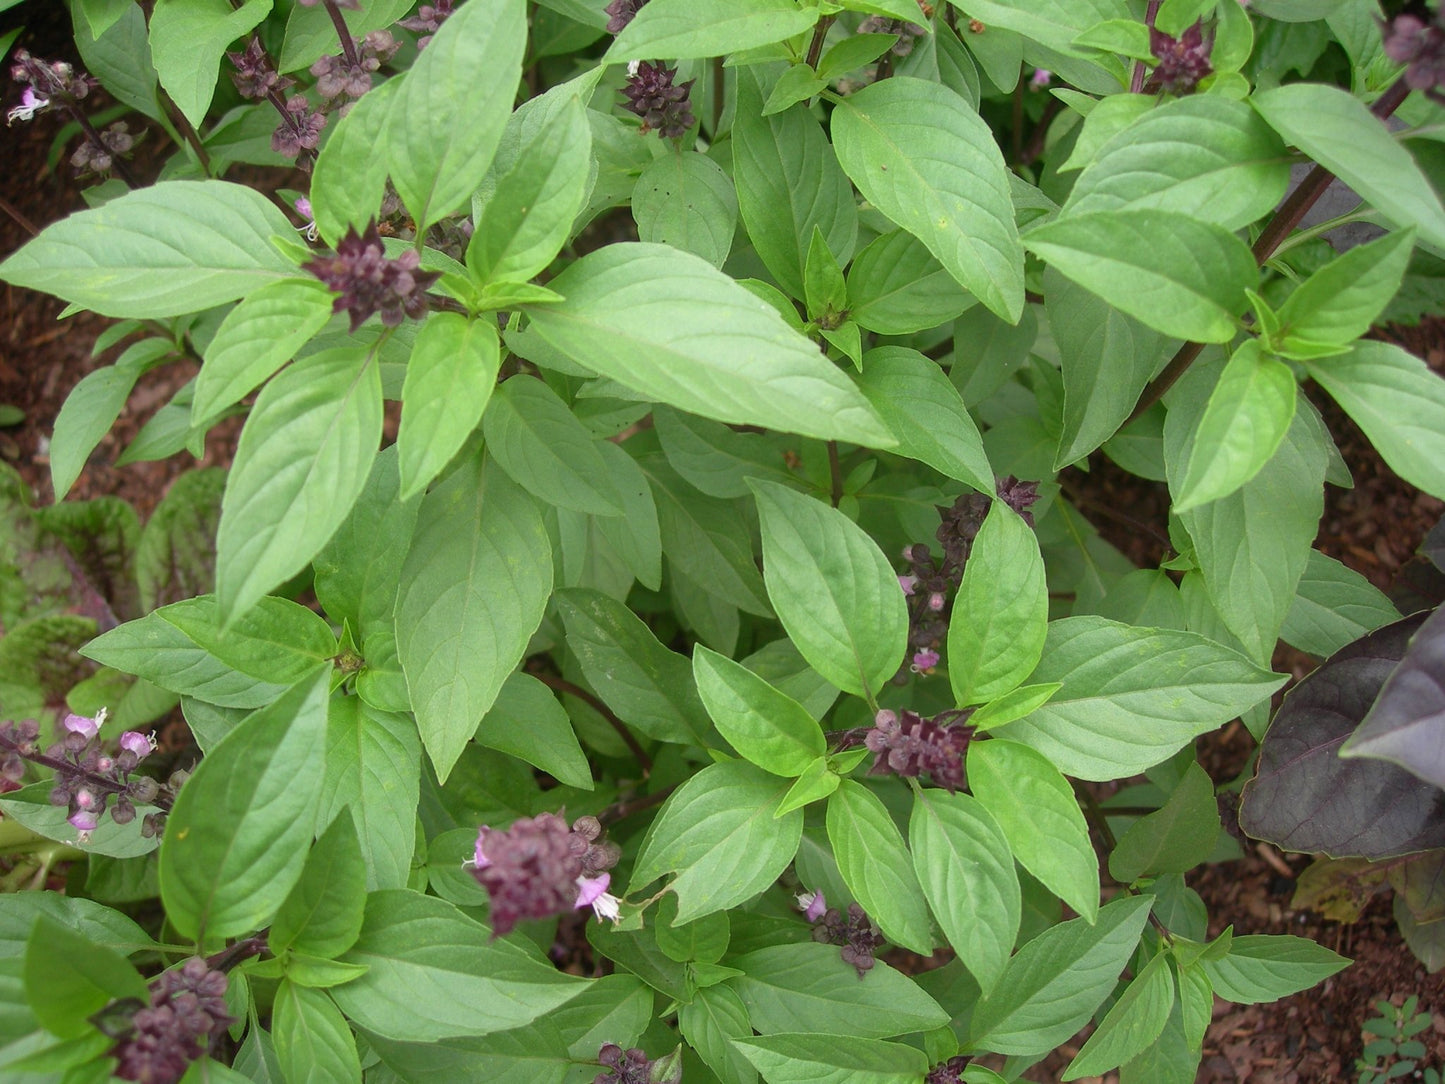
[1030,68,1052,88]
[594,1042,673,1084]
[604,0,650,35]
[927,591,946,612]
[271,95,326,158]
[995,475,1041,527]
[111,796,136,826]
[926,1055,972,1084]
[812,902,885,977]
[228,37,291,100]
[1382,12,1445,91]
[129,776,160,804]
[63,712,100,740]
[912,648,940,671]
[68,809,100,832]
[468,812,623,937]
[119,731,154,759]
[898,574,918,595]
[399,0,455,48]
[112,957,234,1083]
[797,889,827,922]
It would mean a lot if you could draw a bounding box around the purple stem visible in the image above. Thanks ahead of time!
[1130,1,1161,94]
[0,731,174,812]
[322,0,361,68]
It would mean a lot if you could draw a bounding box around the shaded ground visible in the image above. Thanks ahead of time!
[4,11,1445,1082]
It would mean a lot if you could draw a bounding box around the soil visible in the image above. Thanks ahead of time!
[4,9,1445,1084]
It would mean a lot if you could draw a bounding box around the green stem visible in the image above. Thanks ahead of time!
[1265,207,1378,262]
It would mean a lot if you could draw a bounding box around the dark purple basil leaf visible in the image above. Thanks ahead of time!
[1422,512,1445,576]
[1341,604,1445,789]
[1239,612,1445,860]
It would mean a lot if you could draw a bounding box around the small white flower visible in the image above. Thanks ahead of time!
[6,87,48,126]
[590,891,622,923]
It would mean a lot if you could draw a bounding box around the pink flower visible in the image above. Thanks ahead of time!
[119,732,154,759]
[1030,69,1051,88]
[577,872,621,922]
[62,710,104,741]
[898,574,918,596]
[796,889,827,922]
[911,648,940,672]
[5,86,48,125]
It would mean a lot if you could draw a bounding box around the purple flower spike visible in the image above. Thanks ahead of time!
[926,1056,972,1084]
[604,0,650,35]
[620,61,695,139]
[302,221,440,331]
[1382,11,1445,92]
[865,707,974,792]
[1148,20,1213,95]
[467,812,622,937]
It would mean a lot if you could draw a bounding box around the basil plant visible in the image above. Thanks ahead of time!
[2,0,1443,1081]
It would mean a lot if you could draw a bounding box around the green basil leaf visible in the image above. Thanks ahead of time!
[216,345,382,623]
[968,738,1098,923]
[993,617,1284,780]
[909,788,1020,993]
[632,761,804,923]
[332,891,585,1040]
[752,480,907,699]
[693,645,825,776]
[0,181,298,318]
[398,315,500,501]
[525,243,890,446]
[827,780,934,955]
[833,77,1023,322]
[384,0,526,230]
[159,673,330,941]
[395,453,552,781]
[948,502,1047,707]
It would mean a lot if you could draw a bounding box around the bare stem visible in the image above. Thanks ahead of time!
[322,0,361,68]
[806,15,836,69]
[162,93,214,176]
[598,784,676,827]
[827,441,843,507]
[0,196,38,237]
[1130,1,1160,94]
[205,936,268,973]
